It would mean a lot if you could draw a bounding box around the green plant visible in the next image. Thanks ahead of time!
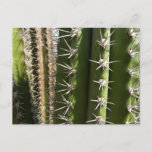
[55,28,92,124]
[12,28,140,124]
[107,28,140,124]
[13,28,33,124]
[86,28,113,124]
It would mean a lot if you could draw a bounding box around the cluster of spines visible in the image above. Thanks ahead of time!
[22,28,57,124]
[87,28,116,124]
[22,28,41,123]
[35,28,50,124]
[45,28,57,123]
[13,28,35,124]
[56,28,93,124]
[126,28,140,124]
[55,28,80,124]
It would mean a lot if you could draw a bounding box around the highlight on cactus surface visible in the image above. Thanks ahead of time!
[12,28,140,124]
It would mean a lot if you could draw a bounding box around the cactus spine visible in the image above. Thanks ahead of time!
[125,28,140,124]
[55,28,92,124]
[45,28,57,123]
[22,28,41,123]
[87,28,113,124]
[55,28,71,124]
[35,28,50,124]
[22,28,57,124]
[107,28,140,124]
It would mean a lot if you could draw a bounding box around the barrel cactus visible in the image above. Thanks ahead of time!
[12,28,140,124]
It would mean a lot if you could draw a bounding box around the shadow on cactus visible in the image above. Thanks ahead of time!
[12,28,140,124]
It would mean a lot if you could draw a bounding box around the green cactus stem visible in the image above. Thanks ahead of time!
[55,28,72,124]
[86,28,112,124]
[107,28,140,124]
[69,28,92,124]
[125,28,140,124]
[13,28,33,124]
[55,28,92,124]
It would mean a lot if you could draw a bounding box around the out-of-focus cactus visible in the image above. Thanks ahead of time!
[13,28,33,124]
[22,28,57,124]
[54,28,71,124]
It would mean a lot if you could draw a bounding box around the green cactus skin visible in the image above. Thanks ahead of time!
[69,28,92,124]
[125,28,140,124]
[13,28,33,124]
[55,28,92,124]
[86,28,112,124]
[106,28,140,124]
[55,28,72,124]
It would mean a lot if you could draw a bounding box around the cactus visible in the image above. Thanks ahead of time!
[87,28,112,124]
[13,28,33,124]
[55,28,92,124]
[22,28,57,124]
[55,28,71,124]
[125,28,140,124]
[12,28,140,124]
[70,28,92,124]
[107,28,140,124]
